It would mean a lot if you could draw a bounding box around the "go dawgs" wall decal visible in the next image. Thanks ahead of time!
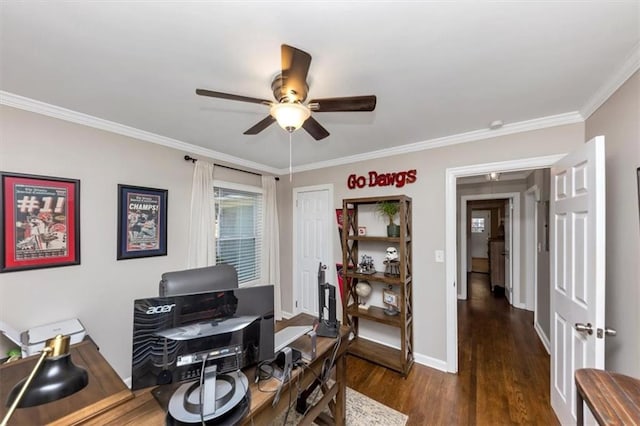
[347,169,417,189]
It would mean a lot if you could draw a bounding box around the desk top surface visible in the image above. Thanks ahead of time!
[575,368,640,425]
[83,313,349,425]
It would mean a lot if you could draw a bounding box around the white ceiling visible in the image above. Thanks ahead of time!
[1,2,638,173]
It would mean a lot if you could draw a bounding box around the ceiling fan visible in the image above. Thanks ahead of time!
[196,44,377,141]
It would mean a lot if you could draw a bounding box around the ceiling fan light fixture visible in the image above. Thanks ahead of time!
[270,102,310,132]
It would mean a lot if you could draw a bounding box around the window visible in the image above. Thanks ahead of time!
[214,182,263,285]
[471,217,485,233]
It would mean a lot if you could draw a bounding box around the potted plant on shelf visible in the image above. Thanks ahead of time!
[376,201,401,237]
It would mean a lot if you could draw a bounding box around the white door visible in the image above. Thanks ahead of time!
[293,186,332,317]
[504,200,513,303]
[470,210,491,260]
[550,136,606,424]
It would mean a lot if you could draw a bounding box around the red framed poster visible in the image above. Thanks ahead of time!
[1,172,80,272]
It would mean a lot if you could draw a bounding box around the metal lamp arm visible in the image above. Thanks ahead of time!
[1,347,52,426]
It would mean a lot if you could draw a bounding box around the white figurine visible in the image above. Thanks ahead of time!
[385,247,398,262]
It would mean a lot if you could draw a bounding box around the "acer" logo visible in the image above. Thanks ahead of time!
[146,304,176,314]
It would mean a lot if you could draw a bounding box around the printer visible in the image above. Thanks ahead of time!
[1,318,86,358]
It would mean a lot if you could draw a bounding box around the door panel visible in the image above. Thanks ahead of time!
[550,136,606,424]
[295,189,330,317]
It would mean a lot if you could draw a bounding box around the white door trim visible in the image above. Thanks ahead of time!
[292,184,334,316]
[445,154,565,372]
[525,185,540,312]
[460,193,521,305]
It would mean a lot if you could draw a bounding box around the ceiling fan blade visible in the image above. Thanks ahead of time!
[243,115,276,135]
[308,95,377,112]
[280,44,312,102]
[302,116,330,140]
[196,89,271,106]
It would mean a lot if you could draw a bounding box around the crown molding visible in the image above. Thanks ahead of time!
[580,41,640,119]
[0,91,281,176]
[284,111,584,174]
[0,91,584,177]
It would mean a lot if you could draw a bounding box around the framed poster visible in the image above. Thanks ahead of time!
[117,184,167,260]
[1,172,80,272]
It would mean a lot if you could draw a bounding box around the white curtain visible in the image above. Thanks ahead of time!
[187,161,216,268]
[261,176,282,320]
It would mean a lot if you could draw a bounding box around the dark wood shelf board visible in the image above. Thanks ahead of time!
[346,304,403,327]
[344,271,411,285]
[347,236,411,243]
[347,338,405,373]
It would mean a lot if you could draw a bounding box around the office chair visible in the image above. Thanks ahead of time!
[158,264,239,296]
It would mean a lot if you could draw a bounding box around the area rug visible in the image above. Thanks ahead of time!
[274,387,408,425]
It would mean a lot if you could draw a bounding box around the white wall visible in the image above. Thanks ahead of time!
[277,123,584,366]
[0,105,262,378]
[585,71,640,377]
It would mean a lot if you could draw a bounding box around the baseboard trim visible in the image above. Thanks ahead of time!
[414,353,448,372]
[281,310,295,320]
[534,322,551,354]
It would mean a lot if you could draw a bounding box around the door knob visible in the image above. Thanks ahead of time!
[575,322,593,335]
[596,327,617,338]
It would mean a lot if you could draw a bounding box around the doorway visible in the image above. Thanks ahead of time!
[470,209,491,273]
[460,194,519,303]
[444,154,564,373]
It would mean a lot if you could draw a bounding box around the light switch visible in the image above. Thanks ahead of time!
[435,250,444,263]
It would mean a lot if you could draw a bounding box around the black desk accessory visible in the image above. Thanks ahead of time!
[316,263,340,338]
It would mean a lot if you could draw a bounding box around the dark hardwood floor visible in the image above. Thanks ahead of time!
[345,272,559,425]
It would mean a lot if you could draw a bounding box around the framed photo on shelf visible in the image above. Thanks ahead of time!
[1,172,80,272]
[117,184,167,260]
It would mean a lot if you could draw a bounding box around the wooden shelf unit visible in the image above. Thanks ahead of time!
[341,195,414,376]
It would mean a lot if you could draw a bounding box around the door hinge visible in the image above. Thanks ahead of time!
[295,300,298,308]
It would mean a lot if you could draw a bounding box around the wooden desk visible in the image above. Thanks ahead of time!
[575,368,640,425]
[0,339,133,425]
[85,314,350,425]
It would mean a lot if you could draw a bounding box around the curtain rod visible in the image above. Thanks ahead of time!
[184,155,279,181]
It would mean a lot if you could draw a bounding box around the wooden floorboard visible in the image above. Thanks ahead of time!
[346,272,559,425]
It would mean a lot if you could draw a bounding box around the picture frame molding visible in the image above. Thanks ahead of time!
[1,171,81,273]
[117,184,168,260]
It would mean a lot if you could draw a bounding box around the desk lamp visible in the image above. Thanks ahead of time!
[1,334,88,426]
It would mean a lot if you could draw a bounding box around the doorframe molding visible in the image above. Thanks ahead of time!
[292,184,334,316]
[445,154,565,372]
[525,185,540,313]
[460,192,521,305]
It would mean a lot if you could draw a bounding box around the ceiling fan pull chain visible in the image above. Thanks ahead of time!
[289,132,293,182]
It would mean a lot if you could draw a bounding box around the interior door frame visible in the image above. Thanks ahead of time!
[292,184,334,317]
[524,185,540,313]
[460,193,520,303]
[445,154,565,372]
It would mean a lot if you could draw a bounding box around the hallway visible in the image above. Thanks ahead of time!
[346,272,558,424]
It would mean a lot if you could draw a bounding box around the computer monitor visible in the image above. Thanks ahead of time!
[131,285,274,392]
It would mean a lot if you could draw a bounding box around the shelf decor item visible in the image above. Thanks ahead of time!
[117,184,168,260]
[1,172,80,273]
[356,254,375,274]
[383,286,400,316]
[355,280,372,310]
[375,200,400,237]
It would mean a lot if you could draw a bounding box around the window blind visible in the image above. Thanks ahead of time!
[214,186,263,284]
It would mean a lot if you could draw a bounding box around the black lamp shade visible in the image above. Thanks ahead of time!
[6,354,88,408]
